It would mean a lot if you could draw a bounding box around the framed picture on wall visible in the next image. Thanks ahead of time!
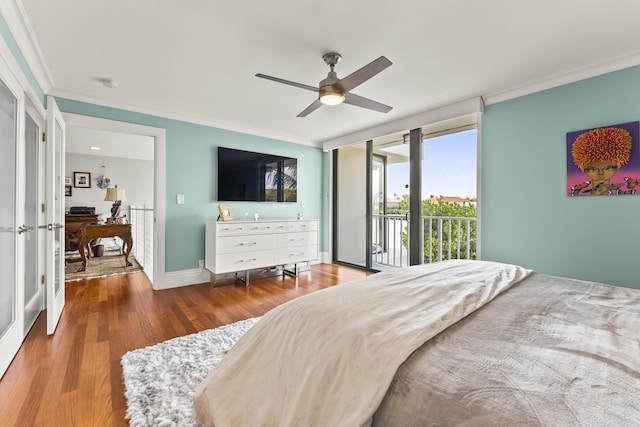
[65,186,72,197]
[65,177,72,186]
[567,121,640,196]
[74,172,91,188]
[218,205,234,221]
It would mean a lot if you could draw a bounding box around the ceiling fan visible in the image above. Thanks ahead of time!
[256,52,393,117]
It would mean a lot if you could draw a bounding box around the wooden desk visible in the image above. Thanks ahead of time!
[65,213,100,251]
[77,223,133,272]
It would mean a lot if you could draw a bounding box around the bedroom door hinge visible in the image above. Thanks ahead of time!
[41,203,46,213]
[41,274,45,285]
[42,132,46,142]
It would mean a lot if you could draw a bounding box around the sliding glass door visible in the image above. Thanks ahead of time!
[333,121,478,271]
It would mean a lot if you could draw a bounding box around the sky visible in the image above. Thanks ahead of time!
[386,129,477,199]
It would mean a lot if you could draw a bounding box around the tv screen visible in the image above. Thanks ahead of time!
[217,147,297,202]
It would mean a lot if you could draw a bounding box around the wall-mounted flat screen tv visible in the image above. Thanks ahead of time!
[217,147,297,202]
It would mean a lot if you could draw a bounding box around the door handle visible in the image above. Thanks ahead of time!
[18,224,35,234]
[40,223,64,231]
[405,211,412,223]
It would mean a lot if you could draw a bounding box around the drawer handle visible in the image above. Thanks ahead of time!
[238,242,257,246]
[289,238,305,242]
[289,252,305,256]
[239,258,257,263]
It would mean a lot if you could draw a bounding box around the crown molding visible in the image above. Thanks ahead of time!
[483,50,640,106]
[0,0,54,93]
[48,86,322,148]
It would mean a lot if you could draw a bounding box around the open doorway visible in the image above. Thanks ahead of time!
[61,114,166,287]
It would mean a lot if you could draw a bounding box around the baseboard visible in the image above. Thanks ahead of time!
[153,255,330,290]
[153,268,210,290]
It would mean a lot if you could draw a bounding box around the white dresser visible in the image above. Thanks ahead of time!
[205,219,319,283]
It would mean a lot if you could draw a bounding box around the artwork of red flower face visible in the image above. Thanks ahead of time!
[567,121,640,196]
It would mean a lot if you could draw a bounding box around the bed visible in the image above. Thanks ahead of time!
[193,260,640,426]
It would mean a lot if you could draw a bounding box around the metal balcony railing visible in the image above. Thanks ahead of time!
[128,205,154,282]
[372,214,477,268]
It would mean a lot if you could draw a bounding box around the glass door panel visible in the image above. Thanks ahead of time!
[421,129,478,263]
[45,96,65,335]
[335,143,367,267]
[0,73,22,378]
[24,111,43,332]
[0,79,17,342]
[372,138,410,268]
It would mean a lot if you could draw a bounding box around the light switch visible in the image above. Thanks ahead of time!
[177,194,185,204]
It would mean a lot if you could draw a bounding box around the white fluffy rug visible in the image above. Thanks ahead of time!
[121,318,259,426]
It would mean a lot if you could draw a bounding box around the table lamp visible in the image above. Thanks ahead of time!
[104,185,127,223]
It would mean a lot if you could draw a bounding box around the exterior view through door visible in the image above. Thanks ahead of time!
[333,121,477,271]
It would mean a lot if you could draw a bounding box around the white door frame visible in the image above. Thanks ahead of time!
[62,113,166,290]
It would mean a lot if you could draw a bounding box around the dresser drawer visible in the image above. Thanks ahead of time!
[274,231,318,248]
[274,245,318,264]
[217,234,274,254]
[245,223,276,234]
[289,221,318,233]
[216,250,274,273]
[216,224,247,236]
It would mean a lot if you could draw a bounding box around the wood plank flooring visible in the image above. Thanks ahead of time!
[0,264,369,427]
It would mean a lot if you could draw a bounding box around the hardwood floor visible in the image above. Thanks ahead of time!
[0,264,369,427]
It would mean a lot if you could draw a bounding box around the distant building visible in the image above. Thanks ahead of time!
[426,196,472,205]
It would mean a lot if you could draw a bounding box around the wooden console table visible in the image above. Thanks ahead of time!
[76,223,133,272]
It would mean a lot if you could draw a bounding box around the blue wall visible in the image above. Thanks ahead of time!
[482,65,640,289]
[55,99,325,272]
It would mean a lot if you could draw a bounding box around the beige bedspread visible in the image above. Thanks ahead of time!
[372,272,640,426]
[193,260,531,426]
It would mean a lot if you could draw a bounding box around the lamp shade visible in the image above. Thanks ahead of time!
[104,187,127,202]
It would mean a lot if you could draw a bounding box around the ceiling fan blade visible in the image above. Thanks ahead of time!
[255,73,319,92]
[337,56,392,93]
[344,92,392,114]
[297,99,323,117]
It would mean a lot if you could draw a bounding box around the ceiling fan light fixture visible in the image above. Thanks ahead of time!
[319,86,344,106]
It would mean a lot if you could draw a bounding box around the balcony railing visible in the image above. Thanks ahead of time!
[128,205,154,282]
[372,214,477,269]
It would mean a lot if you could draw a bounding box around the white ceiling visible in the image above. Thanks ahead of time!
[7,0,640,147]
[66,126,154,161]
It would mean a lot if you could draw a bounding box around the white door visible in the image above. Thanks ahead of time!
[24,107,44,333]
[45,96,65,335]
[0,59,25,377]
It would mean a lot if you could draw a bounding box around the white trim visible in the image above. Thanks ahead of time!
[0,1,54,93]
[61,113,168,290]
[157,269,211,290]
[0,6,45,113]
[483,50,640,106]
[322,97,484,151]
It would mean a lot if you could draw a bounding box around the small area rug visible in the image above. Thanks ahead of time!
[65,254,143,281]
[121,317,259,427]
